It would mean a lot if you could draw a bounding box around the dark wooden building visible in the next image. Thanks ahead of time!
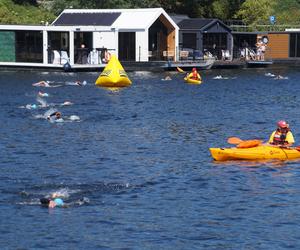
[176,18,233,60]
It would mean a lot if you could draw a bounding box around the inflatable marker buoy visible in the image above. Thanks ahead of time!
[95,54,131,87]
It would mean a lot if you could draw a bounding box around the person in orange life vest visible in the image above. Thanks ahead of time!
[187,68,201,81]
[268,120,295,146]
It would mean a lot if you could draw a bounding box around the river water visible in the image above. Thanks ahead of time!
[1,67,300,249]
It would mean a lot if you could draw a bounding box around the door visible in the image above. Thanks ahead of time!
[118,32,136,61]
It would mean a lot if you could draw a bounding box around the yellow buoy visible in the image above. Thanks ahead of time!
[95,54,132,87]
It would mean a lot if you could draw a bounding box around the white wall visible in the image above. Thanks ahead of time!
[136,30,148,62]
[93,31,118,55]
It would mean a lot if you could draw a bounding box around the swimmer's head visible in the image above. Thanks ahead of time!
[54,198,64,206]
[55,112,61,119]
[40,198,50,206]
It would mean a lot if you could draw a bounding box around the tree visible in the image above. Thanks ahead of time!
[273,0,300,25]
[12,0,37,5]
[235,0,275,25]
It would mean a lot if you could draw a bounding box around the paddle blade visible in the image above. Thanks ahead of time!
[237,140,262,148]
[227,137,243,144]
[177,67,185,73]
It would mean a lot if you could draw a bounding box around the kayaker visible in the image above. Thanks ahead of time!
[268,120,295,146]
[187,68,201,81]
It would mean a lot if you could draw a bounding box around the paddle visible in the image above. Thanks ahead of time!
[227,137,262,148]
[228,137,300,150]
[176,66,185,73]
[227,137,243,144]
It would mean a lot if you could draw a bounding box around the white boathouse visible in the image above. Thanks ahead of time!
[0,8,179,69]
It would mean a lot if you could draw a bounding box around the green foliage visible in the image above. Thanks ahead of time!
[235,0,276,25]
[12,0,37,5]
[2,0,300,27]
[273,0,300,24]
[0,0,55,24]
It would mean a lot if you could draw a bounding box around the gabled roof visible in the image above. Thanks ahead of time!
[178,18,231,32]
[52,12,121,26]
[178,18,214,30]
[52,8,179,31]
[169,14,190,24]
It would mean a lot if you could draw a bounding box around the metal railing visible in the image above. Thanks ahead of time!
[230,24,300,32]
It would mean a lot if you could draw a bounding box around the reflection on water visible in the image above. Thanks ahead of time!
[2,68,300,249]
[211,159,290,168]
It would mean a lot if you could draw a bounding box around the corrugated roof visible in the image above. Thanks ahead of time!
[53,12,121,26]
[178,18,215,30]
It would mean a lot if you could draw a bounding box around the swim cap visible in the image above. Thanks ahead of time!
[192,68,196,71]
[54,198,64,206]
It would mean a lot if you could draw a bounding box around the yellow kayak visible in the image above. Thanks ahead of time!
[184,77,202,84]
[210,145,300,161]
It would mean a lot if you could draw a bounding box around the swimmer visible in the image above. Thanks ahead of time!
[47,111,63,122]
[274,75,288,80]
[213,75,229,80]
[161,76,172,81]
[33,81,61,88]
[32,81,50,87]
[213,75,223,79]
[66,80,87,86]
[38,91,49,97]
[265,73,275,77]
[36,96,48,108]
[76,80,82,86]
[69,115,80,121]
[40,197,66,208]
[61,101,73,106]
[25,104,38,110]
[40,196,88,208]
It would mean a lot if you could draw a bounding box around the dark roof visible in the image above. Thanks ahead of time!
[53,12,121,26]
[178,18,215,30]
[169,14,190,24]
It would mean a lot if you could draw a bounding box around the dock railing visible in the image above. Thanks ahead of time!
[230,24,300,32]
[232,46,272,62]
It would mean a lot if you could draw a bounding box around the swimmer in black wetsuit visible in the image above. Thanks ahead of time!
[47,111,62,121]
